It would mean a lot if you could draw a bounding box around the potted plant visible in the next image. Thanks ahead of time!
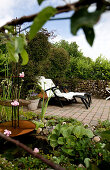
[27,89,40,111]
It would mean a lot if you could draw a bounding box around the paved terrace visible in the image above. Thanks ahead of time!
[35,98,110,126]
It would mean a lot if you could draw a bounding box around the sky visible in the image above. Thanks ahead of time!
[0,0,110,61]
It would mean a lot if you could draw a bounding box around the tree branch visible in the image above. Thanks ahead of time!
[0,0,110,32]
[0,132,65,170]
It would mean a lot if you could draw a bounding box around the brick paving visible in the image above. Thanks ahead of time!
[32,98,110,126]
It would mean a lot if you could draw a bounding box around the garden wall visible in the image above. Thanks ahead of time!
[57,79,109,99]
[72,80,109,99]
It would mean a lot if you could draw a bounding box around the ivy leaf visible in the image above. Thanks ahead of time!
[29,6,56,40]
[21,49,29,65]
[82,26,95,46]
[37,0,44,5]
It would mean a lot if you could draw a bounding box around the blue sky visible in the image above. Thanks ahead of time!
[0,0,110,61]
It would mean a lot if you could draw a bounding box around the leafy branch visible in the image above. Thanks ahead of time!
[0,0,110,47]
[0,0,109,30]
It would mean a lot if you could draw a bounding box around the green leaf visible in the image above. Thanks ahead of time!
[85,129,94,138]
[14,53,19,63]
[6,40,19,63]
[21,49,29,65]
[15,37,24,53]
[58,137,64,145]
[82,26,95,46]
[61,146,73,156]
[84,158,91,168]
[49,134,58,141]
[66,135,75,147]
[29,6,56,40]
[71,8,102,39]
[61,128,69,138]
[38,0,44,5]
[99,130,110,142]
[73,126,85,138]
[50,140,58,148]
[73,126,94,138]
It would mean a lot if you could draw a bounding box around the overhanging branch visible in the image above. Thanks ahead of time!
[0,0,110,32]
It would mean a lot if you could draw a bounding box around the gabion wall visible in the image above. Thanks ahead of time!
[74,80,109,99]
[57,79,109,99]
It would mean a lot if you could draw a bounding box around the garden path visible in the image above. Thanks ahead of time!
[28,98,110,126]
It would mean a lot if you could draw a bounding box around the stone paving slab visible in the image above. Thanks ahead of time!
[32,98,110,126]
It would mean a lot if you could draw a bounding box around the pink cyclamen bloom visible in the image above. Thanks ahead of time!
[19,72,24,78]
[33,148,39,153]
[4,129,12,136]
[11,100,19,106]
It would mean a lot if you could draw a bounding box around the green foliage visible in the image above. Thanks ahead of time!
[32,120,44,130]
[48,123,94,151]
[29,6,56,40]
[47,47,70,79]
[82,26,95,46]
[54,40,83,58]
[13,156,48,169]
[27,30,51,63]
[68,56,94,79]
[71,7,102,46]
[6,35,28,65]
[19,110,37,120]
[0,105,12,122]
[48,122,110,167]
[0,155,15,170]
[97,120,110,130]
[53,40,110,80]
[98,130,110,142]
[22,30,51,98]
[0,117,110,169]
[37,0,44,5]
[40,92,51,121]
[71,8,102,35]
[95,120,110,152]
[93,56,110,80]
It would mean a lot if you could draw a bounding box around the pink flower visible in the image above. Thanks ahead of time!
[19,72,24,78]
[33,148,39,153]
[11,100,19,106]
[4,129,11,136]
